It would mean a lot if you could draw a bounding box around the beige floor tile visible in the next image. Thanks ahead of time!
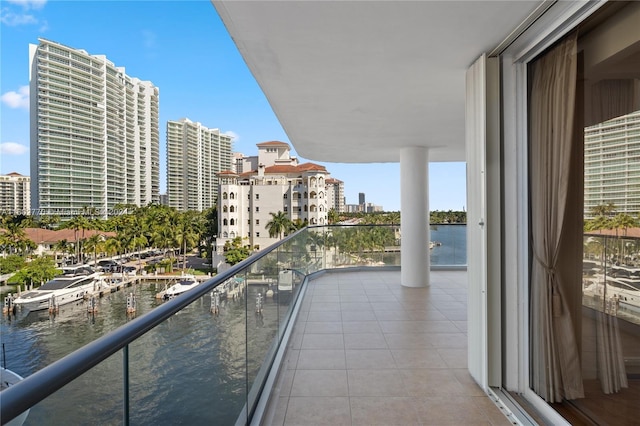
[291,370,349,397]
[301,333,344,350]
[383,333,433,349]
[341,310,377,321]
[414,396,492,425]
[306,311,341,322]
[350,397,421,425]
[304,321,343,334]
[344,332,388,349]
[339,294,369,303]
[340,302,374,312]
[341,320,382,333]
[345,349,396,369]
[391,348,448,369]
[438,348,468,368]
[309,302,341,312]
[284,397,351,426]
[297,349,346,370]
[347,369,407,396]
[399,369,466,396]
[374,310,413,321]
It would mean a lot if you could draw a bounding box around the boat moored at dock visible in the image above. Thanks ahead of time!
[12,265,103,313]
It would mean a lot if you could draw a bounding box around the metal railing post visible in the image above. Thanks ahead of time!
[123,345,129,426]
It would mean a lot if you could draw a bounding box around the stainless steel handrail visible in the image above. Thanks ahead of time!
[0,228,305,424]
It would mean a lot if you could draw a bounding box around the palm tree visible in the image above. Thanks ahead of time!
[52,239,71,266]
[327,209,340,225]
[84,234,104,267]
[266,211,291,239]
[63,215,90,263]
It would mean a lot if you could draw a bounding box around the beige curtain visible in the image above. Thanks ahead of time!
[596,308,628,394]
[587,79,636,127]
[530,32,585,402]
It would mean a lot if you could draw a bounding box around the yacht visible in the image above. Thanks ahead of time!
[1,367,30,425]
[13,265,102,312]
[163,274,202,300]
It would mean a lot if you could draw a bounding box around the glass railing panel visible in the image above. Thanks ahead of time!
[429,223,467,266]
[127,274,249,425]
[323,225,400,268]
[22,353,124,425]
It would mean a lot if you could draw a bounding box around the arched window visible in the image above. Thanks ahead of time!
[310,218,317,225]
[319,191,324,199]
[230,218,235,226]
[223,205,228,213]
[319,177,324,186]
[320,217,325,225]
[310,191,317,199]
[223,192,228,200]
[230,232,236,238]
[319,205,324,212]
[297,192,301,199]
[304,205,308,212]
[223,219,228,226]
[223,232,228,238]
[310,204,317,212]
[304,192,308,198]
[230,192,235,199]
[230,205,235,213]
[310,177,317,186]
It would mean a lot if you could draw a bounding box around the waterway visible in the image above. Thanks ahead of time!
[1,280,283,425]
[430,224,467,266]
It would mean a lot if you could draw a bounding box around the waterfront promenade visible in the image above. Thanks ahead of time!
[263,269,512,425]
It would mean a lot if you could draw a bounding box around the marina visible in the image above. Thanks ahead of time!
[1,273,279,425]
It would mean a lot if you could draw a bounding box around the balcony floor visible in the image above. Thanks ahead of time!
[263,269,513,425]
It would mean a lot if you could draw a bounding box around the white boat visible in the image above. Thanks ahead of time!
[163,274,201,300]
[1,367,30,425]
[13,265,102,312]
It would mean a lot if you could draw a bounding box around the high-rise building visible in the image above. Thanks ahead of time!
[358,192,365,205]
[29,38,160,219]
[0,172,30,214]
[584,108,640,217]
[166,118,233,211]
[326,177,345,213]
[217,141,341,252]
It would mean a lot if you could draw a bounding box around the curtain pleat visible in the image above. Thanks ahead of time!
[530,32,585,402]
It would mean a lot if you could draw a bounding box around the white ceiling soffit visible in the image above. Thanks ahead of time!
[213,1,542,163]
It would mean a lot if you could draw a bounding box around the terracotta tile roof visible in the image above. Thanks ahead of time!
[297,163,327,172]
[217,170,238,176]
[586,227,640,239]
[326,178,343,183]
[264,165,300,174]
[9,228,117,244]
[256,141,290,147]
[5,172,26,177]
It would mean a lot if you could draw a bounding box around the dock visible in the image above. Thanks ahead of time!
[85,273,210,300]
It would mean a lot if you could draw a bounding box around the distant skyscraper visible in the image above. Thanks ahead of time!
[326,178,345,213]
[584,109,640,217]
[29,38,160,219]
[166,118,232,211]
[359,192,365,205]
[0,172,30,214]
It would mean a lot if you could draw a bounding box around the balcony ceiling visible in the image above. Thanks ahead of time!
[213,1,542,163]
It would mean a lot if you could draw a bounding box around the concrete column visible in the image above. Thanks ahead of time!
[400,147,429,287]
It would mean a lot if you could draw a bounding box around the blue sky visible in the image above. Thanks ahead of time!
[0,0,467,212]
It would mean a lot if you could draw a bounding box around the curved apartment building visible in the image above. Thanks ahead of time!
[29,38,160,219]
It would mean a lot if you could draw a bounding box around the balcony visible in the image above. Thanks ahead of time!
[1,225,514,425]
